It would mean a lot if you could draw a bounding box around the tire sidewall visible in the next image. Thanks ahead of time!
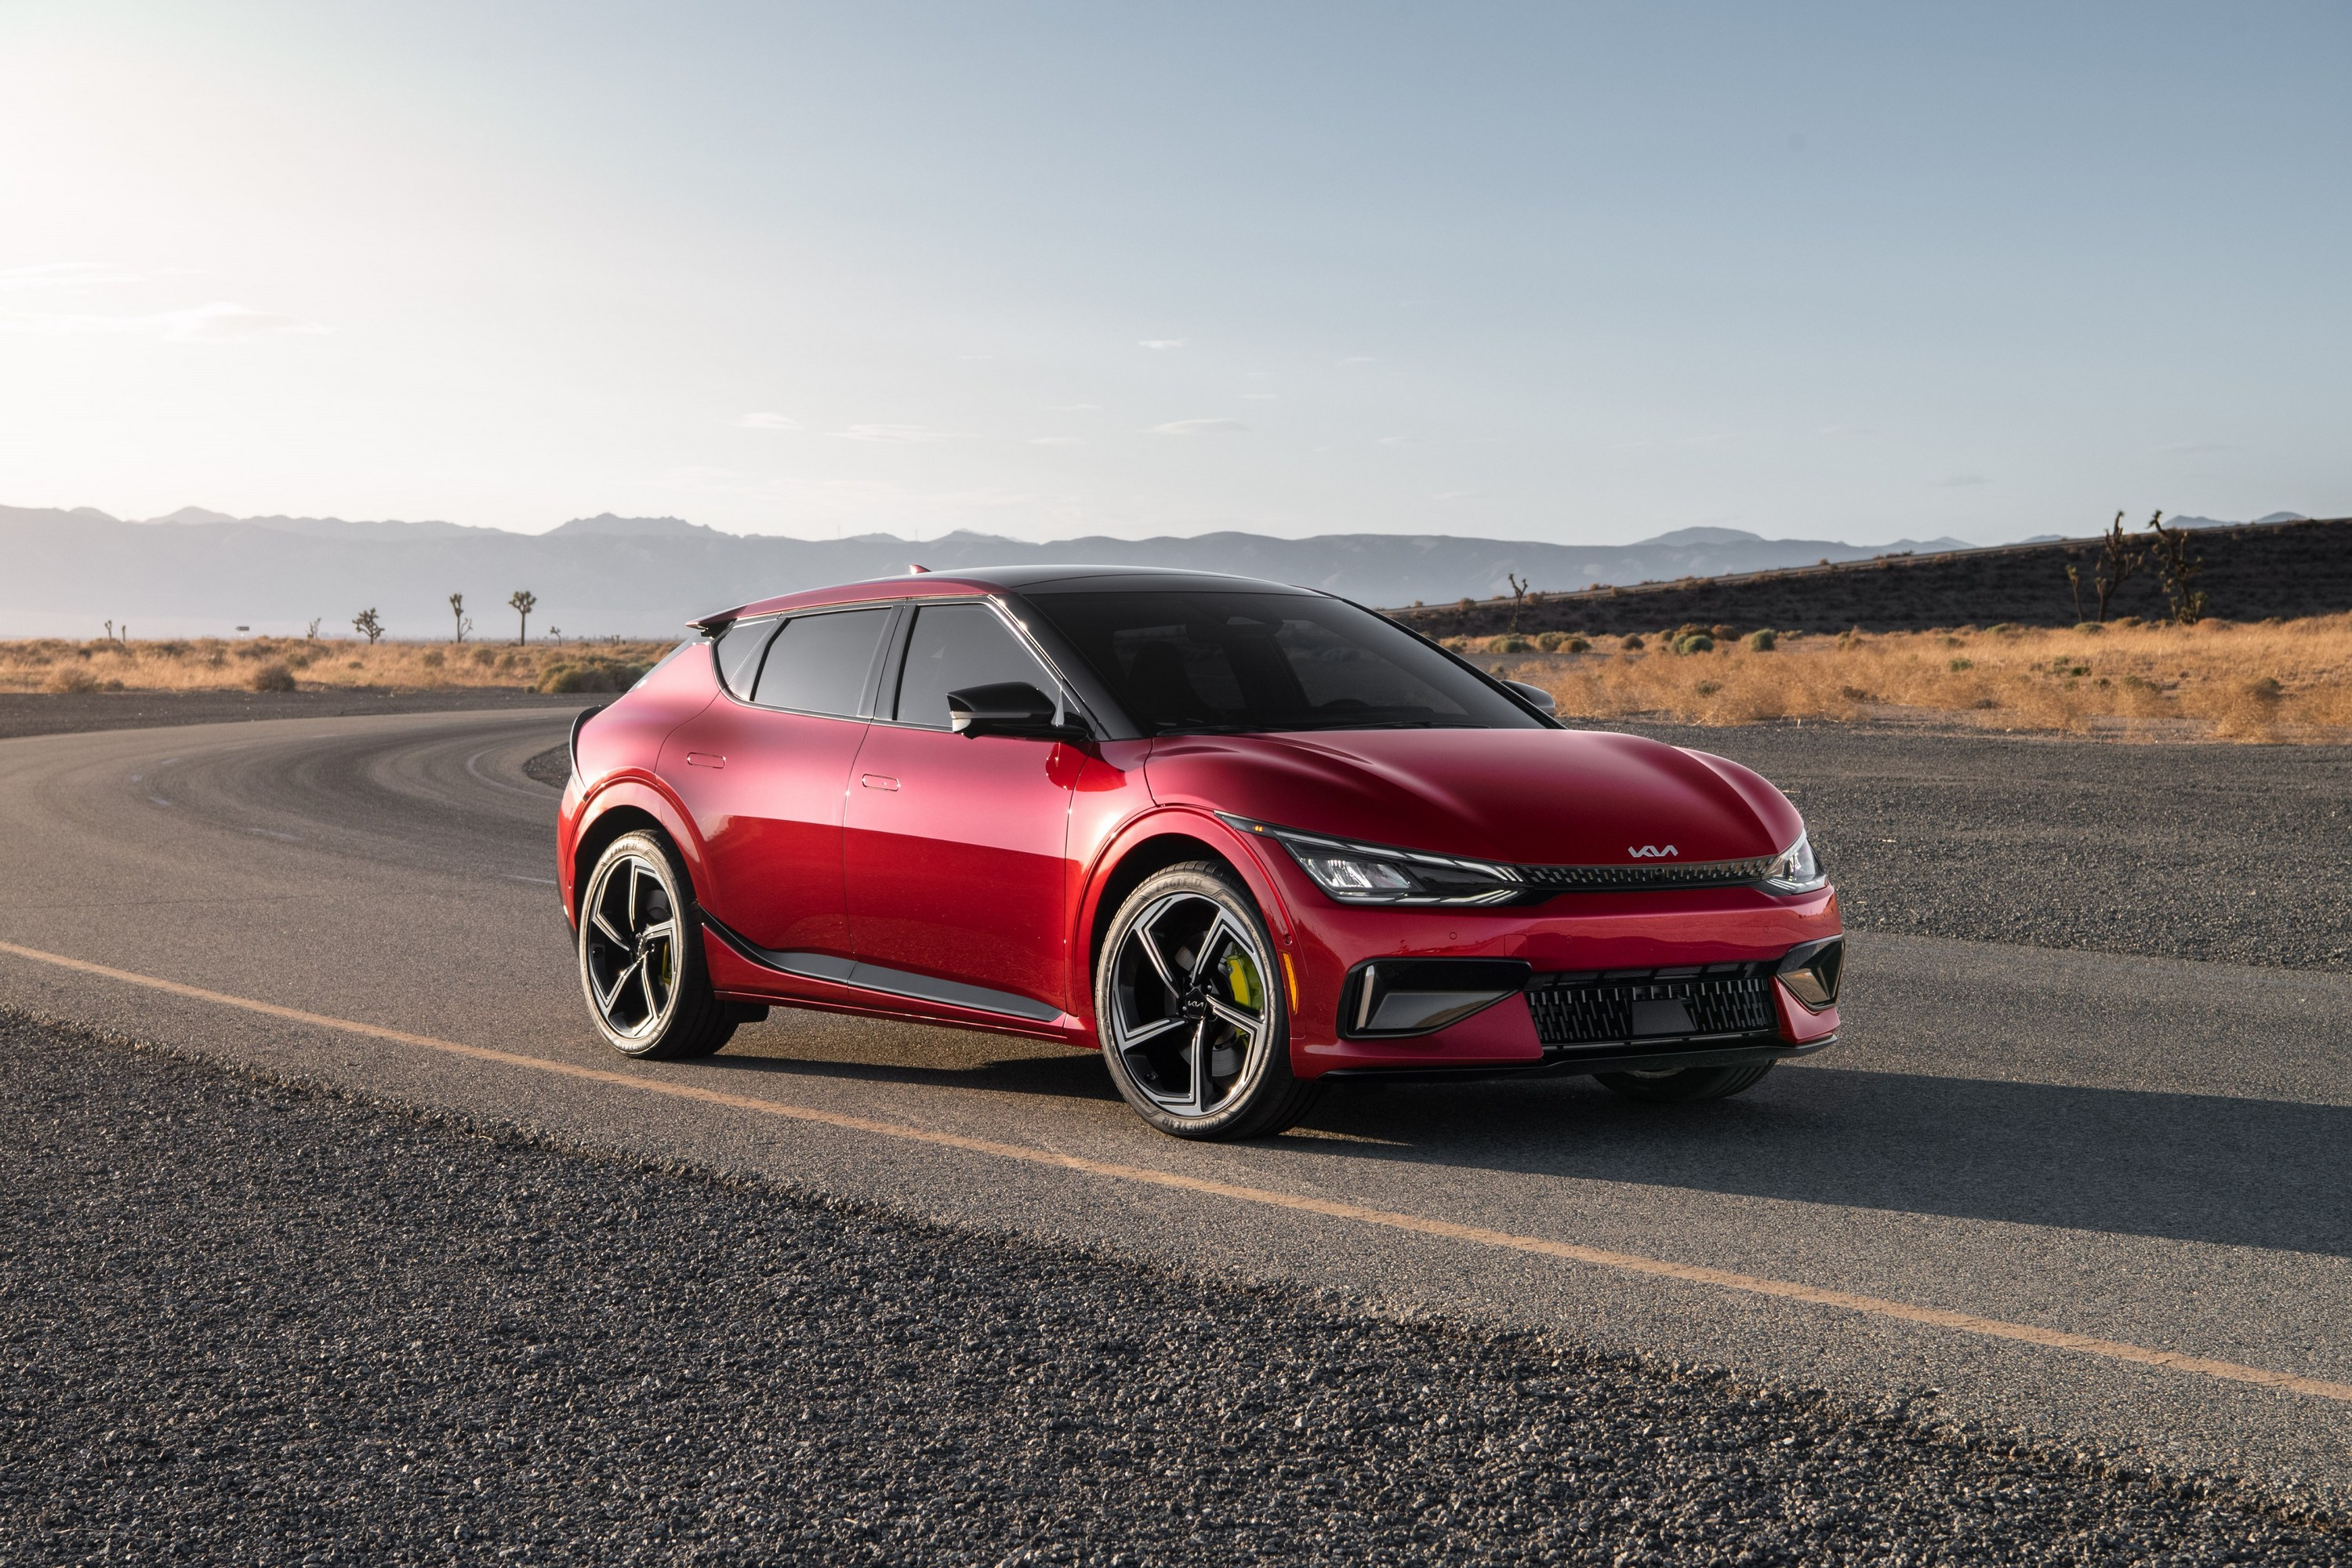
[1095,864,1295,1139]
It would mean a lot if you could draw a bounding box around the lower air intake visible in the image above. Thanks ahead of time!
[1525,967,1777,1048]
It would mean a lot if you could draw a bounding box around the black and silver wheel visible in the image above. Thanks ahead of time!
[1096,863,1319,1140]
[1595,1061,1773,1103]
[577,830,735,1060]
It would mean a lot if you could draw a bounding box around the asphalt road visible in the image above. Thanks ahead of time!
[4,710,2350,1517]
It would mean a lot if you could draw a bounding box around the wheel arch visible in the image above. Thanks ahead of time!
[1076,811,1298,1036]
[569,781,706,924]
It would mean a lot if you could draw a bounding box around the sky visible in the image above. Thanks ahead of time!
[2,3,2347,546]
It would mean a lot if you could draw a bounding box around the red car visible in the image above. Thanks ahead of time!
[557,567,1842,1139]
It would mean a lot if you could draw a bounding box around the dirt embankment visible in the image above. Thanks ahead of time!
[1398,516,2352,638]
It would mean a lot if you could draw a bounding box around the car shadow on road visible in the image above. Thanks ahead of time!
[1293,1066,2352,1258]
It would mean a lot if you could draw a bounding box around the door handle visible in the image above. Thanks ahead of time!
[859,773,901,792]
[686,751,725,769]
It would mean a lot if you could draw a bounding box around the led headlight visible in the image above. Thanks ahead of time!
[1220,816,1523,906]
[1762,831,1827,895]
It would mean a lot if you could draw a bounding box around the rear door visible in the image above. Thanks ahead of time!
[842,601,1081,1021]
[660,606,895,956]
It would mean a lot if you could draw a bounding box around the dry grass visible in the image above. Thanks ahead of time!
[1452,615,2352,742]
[0,637,677,696]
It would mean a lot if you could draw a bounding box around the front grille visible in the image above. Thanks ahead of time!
[1524,965,1777,1047]
[1515,855,1775,891]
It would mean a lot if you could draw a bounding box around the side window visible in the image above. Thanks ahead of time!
[713,618,780,699]
[893,604,1053,730]
[750,608,891,717]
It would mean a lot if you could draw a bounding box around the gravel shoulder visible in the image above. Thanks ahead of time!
[5,1015,2345,1566]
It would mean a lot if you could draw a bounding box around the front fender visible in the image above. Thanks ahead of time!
[1068,805,1303,1044]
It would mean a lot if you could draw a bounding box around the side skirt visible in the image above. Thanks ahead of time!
[700,913,1062,1025]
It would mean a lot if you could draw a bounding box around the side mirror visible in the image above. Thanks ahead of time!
[946,681,1087,740]
[1501,677,1556,713]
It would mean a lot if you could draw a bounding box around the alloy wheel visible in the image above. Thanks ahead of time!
[1105,891,1275,1119]
[582,851,681,1041]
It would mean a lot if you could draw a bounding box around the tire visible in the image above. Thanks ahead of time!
[1095,862,1321,1141]
[576,829,737,1060]
[1595,1062,1774,1103]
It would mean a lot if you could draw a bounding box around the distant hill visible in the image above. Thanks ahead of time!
[0,504,1979,637]
[1407,516,2352,638]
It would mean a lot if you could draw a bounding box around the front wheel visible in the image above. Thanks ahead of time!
[577,830,737,1060]
[1095,863,1320,1141]
[1595,1062,1774,1103]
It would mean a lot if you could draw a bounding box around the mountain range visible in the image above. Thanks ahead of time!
[0,503,2297,638]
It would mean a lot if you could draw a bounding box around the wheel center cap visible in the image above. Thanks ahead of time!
[1178,984,1210,1019]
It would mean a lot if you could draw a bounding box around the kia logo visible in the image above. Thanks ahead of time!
[1628,844,1678,858]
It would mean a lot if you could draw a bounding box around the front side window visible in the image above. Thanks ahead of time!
[1027,590,1540,735]
[893,603,1054,729]
[750,608,891,717]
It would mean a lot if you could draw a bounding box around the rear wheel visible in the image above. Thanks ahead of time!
[577,830,736,1060]
[1096,863,1319,1140]
[1595,1062,1773,1103]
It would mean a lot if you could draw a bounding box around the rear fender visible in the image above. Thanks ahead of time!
[564,776,710,927]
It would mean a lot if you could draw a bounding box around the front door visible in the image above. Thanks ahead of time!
[843,601,1080,1021]
[661,606,894,956]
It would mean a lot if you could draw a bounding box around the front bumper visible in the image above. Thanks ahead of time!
[1258,852,1843,1078]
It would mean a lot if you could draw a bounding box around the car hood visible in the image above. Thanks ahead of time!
[1144,728,1803,868]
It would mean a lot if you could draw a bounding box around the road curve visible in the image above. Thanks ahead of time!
[4,710,2350,1501]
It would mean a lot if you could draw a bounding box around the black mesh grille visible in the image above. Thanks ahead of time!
[1524,967,1777,1047]
[1515,856,1775,891]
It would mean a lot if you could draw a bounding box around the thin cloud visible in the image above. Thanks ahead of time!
[0,301,326,340]
[1339,355,1376,365]
[1239,392,1277,401]
[1926,474,1989,488]
[1029,436,1084,446]
[1138,339,1187,350]
[1149,419,1247,436]
[834,423,971,443]
[1049,403,1099,412]
[739,412,801,430]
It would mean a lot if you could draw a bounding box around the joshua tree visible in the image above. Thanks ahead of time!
[306,617,321,640]
[2144,511,2208,623]
[448,593,468,643]
[2063,563,2085,623]
[2091,510,2143,622]
[1504,572,1530,633]
[509,590,537,645]
[544,626,561,642]
[352,608,385,645]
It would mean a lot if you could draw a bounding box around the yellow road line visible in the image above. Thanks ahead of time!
[9,935,2351,1406]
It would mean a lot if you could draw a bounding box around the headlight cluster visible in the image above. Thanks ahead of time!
[1221,817,1523,906]
[1762,831,1827,894]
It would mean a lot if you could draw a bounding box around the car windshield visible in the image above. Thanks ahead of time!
[1025,589,1542,735]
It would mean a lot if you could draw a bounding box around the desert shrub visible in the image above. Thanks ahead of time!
[346,661,363,670]
[285,649,316,670]
[1744,630,1777,652]
[2074,622,2103,635]
[1694,681,1720,696]
[1708,624,1737,641]
[1949,658,1974,672]
[472,646,497,667]
[2248,677,2284,702]
[1620,634,1645,652]
[1671,633,1715,655]
[1487,634,1533,653]
[48,666,102,693]
[1562,636,1590,654]
[422,649,446,669]
[249,662,297,693]
[536,658,648,695]
[1535,632,1568,652]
